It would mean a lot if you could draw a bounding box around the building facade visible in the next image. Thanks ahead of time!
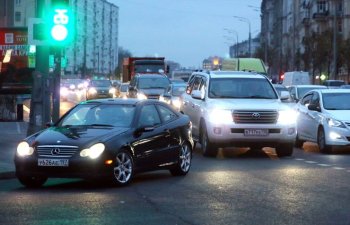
[1,0,119,78]
[261,0,350,82]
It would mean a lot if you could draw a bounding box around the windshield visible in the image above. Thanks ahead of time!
[171,85,187,96]
[208,78,277,99]
[322,93,350,110]
[135,64,164,73]
[138,77,170,89]
[297,87,325,99]
[90,80,111,87]
[59,104,135,127]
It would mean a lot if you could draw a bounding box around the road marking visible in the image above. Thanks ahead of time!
[305,161,317,164]
[318,164,331,167]
[295,158,305,161]
[333,167,345,170]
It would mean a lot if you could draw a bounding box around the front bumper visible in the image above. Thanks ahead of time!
[324,126,350,147]
[206,122,296,148]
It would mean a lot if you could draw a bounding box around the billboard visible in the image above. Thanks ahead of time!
[0,27,33,94]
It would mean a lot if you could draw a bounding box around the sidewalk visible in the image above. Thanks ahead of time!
[0,122,28,179]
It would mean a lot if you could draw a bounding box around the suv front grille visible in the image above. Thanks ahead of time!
[36,145,79,158]
[233,110,278,124]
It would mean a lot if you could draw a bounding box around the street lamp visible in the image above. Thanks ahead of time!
[233,16,251,57]
[223,28,239,57]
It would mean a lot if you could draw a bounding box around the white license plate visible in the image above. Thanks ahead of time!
[38,159,69,167]
[244,129,269,136]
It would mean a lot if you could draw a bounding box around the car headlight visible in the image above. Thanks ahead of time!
[109,87,116,94]
[208,109,232,124]
[60,87,69,96]
[88,88,97,95]
[278,110,298,125]
[69,84,76,90]
[80,143,105,159]
[172,99,181,108]
[327,118,346,128]
[17,141,34,157]
[137,93,147,100]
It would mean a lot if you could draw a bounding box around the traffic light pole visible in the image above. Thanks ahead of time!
[52,46,61,122]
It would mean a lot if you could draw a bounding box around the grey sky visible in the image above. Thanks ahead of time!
[109,0,262,68]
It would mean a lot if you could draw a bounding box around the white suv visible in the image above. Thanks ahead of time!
[180,71,297,157]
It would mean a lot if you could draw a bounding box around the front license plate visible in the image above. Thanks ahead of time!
[244,129,269,136]
[38,159,69,167]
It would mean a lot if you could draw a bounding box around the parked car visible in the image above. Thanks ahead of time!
[14,99,193,187]
[295,89,350,153]
[128,74,171,100]
[180,70,297,157]
[86,79,115,100]
[161,82,187,110]
[287,85,327,103]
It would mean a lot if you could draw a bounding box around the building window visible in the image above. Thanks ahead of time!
[316,1,327,13]
[15,12,21,22]
[15,0,21,5]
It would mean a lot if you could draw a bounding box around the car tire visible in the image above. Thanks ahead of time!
[17,174,47,188]
[112,150,134,186]
[200,124,218,157]
[295,133,304,149]
[317,128,332,154]
[275,143,294,157]
[170,142,192,176]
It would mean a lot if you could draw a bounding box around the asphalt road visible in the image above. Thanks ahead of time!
[1,145,350,225]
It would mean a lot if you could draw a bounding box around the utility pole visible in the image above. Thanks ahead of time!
[332,0,338,80]
[52,46,61,122]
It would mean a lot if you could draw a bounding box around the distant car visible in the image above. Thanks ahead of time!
[170,78,186,84]
[161,83,187,110]
[323,80,345,89]
[118,82,129,99]
[128,74,171,100]
[287,85,327,102]
[295,89,350,153]
[14,99,193,187]
[86,79,115,100]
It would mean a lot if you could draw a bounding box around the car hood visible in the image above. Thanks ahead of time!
[29,126,129,147]
[323,110,350,122]
[139,88,166,95]
[206,98,290,111]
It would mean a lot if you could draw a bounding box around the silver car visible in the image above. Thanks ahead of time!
[295,89,350,153]
[180,71,297,157]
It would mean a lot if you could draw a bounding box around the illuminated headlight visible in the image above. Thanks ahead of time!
[69,84,76,90]
[80,143,105,159]
[109,87,116,94]
[208,109,232,124]
[278,110,298,125]
[60,87,69,96]
[172,99,181,108]
[16,141,34,157]
[329,131,342,140]
[88,88,97,95]
[137,93,147,100]
[327,118,346,128]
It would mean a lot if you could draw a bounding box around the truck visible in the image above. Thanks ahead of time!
[282,71,311,87]
[221,58,268,75]
[122,57,167,82]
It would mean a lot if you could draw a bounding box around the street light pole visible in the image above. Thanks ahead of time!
[233,16,251,57]
[223,28,239,57]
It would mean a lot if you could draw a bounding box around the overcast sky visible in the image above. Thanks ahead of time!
[109,0,262,68]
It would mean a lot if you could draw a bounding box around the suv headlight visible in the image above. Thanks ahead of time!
[327,118,346,128]
[278,110,298,125]
[137,93,147,100]
[109,87,116,94]
[17,141,34,157]
[80,143,105,159]
[208,109,232,124]
[88,87,97,94]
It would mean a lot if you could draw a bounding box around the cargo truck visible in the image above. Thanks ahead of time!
[122,57,167,82]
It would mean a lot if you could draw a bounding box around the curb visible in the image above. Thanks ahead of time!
[0,171,16,180]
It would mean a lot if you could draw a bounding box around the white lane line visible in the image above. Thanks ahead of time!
[318,164,331,167]
[333,167,345,170]
[295,158,305,161]
[305,161,317,164]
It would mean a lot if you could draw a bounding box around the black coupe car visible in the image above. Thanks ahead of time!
[14,99,193,187]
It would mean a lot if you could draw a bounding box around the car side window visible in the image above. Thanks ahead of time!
[138,105,161,127]
[300,93,313,106]
[186,74,196,94]
[191,77,202,92]
[310,92,320,106]
[157,105,178,123]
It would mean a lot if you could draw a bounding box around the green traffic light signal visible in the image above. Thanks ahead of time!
[48,1,73,45]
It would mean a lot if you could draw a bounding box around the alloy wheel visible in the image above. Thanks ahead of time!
[113,152,133,184]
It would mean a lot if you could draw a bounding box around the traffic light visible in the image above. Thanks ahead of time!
[48,0,73,45]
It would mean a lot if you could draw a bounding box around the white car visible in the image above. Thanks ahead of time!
[180,71,297,157]
[295,89,350,153]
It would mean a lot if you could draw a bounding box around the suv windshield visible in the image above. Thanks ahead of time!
[138,77,170,89]
[208,78,277,99]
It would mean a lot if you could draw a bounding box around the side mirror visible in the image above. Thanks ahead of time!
[280,91,290,100]
[191,90,204,100]
[308,104,321,112]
